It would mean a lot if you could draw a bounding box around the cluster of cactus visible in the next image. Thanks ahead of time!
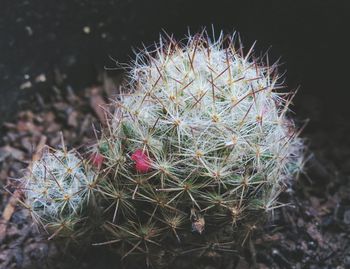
[22,31,304,266]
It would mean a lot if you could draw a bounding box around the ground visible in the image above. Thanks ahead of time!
[0,72,349,269]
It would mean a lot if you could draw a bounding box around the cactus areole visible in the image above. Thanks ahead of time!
[23,31,304,264]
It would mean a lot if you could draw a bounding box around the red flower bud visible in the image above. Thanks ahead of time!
[131,149,151,173]
[90,152,104,168]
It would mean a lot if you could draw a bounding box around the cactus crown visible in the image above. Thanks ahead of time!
[24,147,97,238]
[97,31,304,260]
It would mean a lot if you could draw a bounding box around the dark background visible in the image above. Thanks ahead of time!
[1,0,350,129]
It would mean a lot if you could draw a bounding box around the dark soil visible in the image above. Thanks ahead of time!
[0,70,349,269]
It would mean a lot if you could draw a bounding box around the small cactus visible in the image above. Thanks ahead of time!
[23,147,98,239]
[96,31,304,262]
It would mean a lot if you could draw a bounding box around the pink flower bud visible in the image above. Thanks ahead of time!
[90,152,104,168]
[131,149,151,173]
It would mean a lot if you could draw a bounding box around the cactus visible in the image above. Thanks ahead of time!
[95,31,304,264]
[23,146,98,240]
[21,30,304,266]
